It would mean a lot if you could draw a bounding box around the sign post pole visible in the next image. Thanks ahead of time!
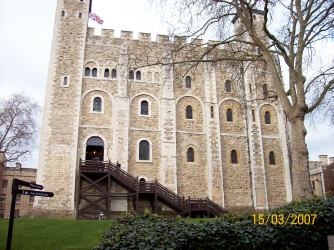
[6,178,19,250]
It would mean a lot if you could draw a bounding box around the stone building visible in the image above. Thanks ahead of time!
[0,152,37,218]
[309,155,334,197]
[33,0,292,218]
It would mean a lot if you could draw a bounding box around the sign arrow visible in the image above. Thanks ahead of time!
[17,189,54,197]
[18,180,43,190]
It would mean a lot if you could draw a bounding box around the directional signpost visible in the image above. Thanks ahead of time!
[6,178,54,250]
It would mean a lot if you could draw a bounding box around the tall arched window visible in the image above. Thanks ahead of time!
[93,97,102,112]
[147,72,152,81]
[129,70,134,80]
[231,150,238,164]
[225,80,231,92]
[78,12,82,18]
[139,140,150,160]
[154,72,160,82]
[265,111,271,124]
[111,69,117,79]
[104,69,109,78]
[92,68,97,77]
[263,84,268,96]
[63,77,68,86]
[187,148,194,162]
[185,76,191,88]
[269,151,276,165]
[186,105,193,119]
[136,71,141,80]
[85,67,90,76]
[140,100,148,115]
[226,108,233,122]
[211,106,214,118]
[61,10,65,17]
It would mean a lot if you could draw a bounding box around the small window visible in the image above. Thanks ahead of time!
[61,10,65,17]
[16,195,21,202]
[187,148,194,162]
[129,70,134,80]
[29,196,34,203]
[111,69,117,79]
[147,72,152,81]
[252,110,255,122]
[136,71,141,80]
[263,84,268,96]
[0,195,6,202]
[78,12,82,18]
[92,68,97,77]
[140,101,148,115]
[85,67,90,76]
[257,48,262,55]
[104,69,110,78]
[311,181,316,190]
[93,97,102,112]
[63,77,68,86]
[186,105,193,119]
[185,76,191,88]
[225,80,231,92]
[139,140,150,160]
[211,106,214,118]
[249,84,252,95]
[269,151,275,165]
[231,150,238,164]
[265,111,271,124]
[2,181,8,188]
[154,72,160,82]
[226,108,233,122]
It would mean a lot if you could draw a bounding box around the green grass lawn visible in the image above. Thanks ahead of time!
[0,218,112,250]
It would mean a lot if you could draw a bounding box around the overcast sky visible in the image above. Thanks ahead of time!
[0,0,333,168]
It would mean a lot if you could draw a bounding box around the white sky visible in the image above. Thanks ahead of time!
[0,0,333,168]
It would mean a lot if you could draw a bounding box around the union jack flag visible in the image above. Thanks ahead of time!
[89,13,104,25]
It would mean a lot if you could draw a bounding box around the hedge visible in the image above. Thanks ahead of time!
[93,195,334,250]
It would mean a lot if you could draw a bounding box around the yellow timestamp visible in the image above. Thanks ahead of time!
[253,213,317,225]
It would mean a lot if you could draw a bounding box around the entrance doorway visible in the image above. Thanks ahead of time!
[86,136,104,161]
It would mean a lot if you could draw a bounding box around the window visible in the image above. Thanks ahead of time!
[0,195,5,202]
[265,111,271,124]
[92,68,97,77]
[211,106,214,118]
[84,67,90,76]
[29,196,34,203]
[111,69,117,79]
[63,77,68,86]
[139,140,150,160]
[185,76,191,88]
[225,80,231,92]
[226,108,233,122]
[187,148,194,162]
[16,195,21,202]
[140,101,148,115]
[147,72,152,81]
[61,10,65,17]
[249,84,252,95]
[252,110,255,122]
[2,181,8,188]
[311,181,316,190]
[136,71,141,80]
[257,47,262,55]
[269,151,275,165]
[186,105,193,119]
[129,70,134,80]
[231,150,238,164]
[78,12,82,18]
[104,69,109,78]
[263,84,268,96]
[154,72,160,82]
[93,97,102,112]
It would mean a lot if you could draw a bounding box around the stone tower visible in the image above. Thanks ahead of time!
[33,1,292,218]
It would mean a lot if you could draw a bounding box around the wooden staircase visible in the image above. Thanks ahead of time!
[77,159,227,219]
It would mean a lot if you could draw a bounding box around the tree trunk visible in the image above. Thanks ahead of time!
[289,117,313,199]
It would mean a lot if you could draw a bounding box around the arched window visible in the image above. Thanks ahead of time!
[84,67,90,76]
[61,10,65,17]
[225,80,231,92]
[63,77,68,86]
[211,106,214,118]
[129,70,134,80]
[136,71,141,80]
[252,110,255,122]
[139,140,150,160]
[147,72,152,81]
[231,150,238,164]
[226,108,233,122]
[78,12,82,18]
[187,148,194,162]
[154,72,160,82]
[93,97,102,112]
[265,111,271,124]
[185,76,191,88]
[104,69,109,78]
[140,101,148,115]
[92,68,97,77]
[263,84,268,96]
[186,105,193,119]
[111,69,117,79]
[269,151,276,165]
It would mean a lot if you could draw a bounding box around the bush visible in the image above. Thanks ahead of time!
[93,195,334,250]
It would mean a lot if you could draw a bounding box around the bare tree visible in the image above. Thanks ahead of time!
[0,93,41,165]
[143,0,334,199]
